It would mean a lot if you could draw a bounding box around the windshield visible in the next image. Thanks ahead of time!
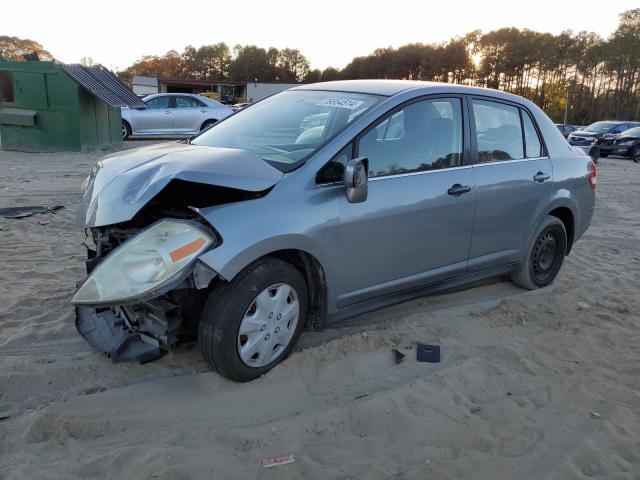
[191,90,383,167]
[584,122,617,134]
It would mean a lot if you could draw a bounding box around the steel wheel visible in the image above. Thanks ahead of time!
[511,215,567,290]
[237,283,300,367]
[530,228,563,285]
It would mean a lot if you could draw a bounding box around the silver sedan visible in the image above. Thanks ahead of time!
[120,93,234,139]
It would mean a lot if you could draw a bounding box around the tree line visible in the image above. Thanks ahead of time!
[117,44,311,85]
[2,8,639,124]
[115,8,640,124]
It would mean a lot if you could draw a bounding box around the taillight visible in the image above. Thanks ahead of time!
[588,161,597,189]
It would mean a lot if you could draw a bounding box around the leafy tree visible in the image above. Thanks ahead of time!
[274,48,310,82]
[304,69,321,83]
[228,45,276,82]
[182,43,230,80]
[0,36,54,61]
[321,67,341,81]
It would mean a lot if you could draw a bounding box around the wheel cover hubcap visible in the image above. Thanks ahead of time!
[121,124,127,139]
[237,283,299,368]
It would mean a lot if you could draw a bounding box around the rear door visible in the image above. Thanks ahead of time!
[171,95,206,134]
[130,96,174,134]
[467,97,552,271]
[331,96,477,307]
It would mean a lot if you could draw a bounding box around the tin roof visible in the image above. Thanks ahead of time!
[59,64,145,108]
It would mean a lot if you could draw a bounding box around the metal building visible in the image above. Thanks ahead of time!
[0,61,144,151]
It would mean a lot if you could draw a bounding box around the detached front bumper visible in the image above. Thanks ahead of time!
[75,299,182,364]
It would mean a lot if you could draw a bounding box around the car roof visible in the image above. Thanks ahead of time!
[291,80,534,104]
[589,120,640,125]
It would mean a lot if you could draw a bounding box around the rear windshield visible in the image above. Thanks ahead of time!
[191,90,382,169]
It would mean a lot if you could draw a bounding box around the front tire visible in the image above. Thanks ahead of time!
[198,257,308,382]
[511,216,567,290]
[121,120,131,140]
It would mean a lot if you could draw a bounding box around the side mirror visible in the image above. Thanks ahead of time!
[343,157,369,203]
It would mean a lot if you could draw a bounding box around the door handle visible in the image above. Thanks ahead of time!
[533,172,550,183]
[447,184,471,196]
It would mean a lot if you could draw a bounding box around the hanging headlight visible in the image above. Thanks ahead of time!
[72,219,214,306]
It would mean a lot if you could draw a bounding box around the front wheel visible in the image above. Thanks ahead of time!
[198,257,308,382]
[511,216,567,290]
[121,120,131,140]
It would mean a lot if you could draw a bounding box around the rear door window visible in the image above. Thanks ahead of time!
[175,96,199,108]
[472,99,524,162]
[522,110,543,158]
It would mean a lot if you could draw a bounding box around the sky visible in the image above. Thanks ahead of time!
[2,0,637,72]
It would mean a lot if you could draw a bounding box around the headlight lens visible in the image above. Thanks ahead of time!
[72,219,214,305]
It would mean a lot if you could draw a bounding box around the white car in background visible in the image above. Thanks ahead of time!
[120,93,234,139]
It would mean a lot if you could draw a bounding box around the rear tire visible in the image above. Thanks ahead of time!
[511,216,567,290]
[198,257,308,382]
[201,119,217,131]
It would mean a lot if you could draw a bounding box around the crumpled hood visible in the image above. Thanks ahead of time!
[78,142,283,227]
[570,130,598,138]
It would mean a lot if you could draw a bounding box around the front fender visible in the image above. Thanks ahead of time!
[196,188,338,284]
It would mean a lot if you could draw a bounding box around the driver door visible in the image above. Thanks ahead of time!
[331,97,477,307]
[131,96,174,134]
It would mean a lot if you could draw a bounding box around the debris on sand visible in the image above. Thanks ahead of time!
[392,348,406,364]
[262,454,295,468]
[417,344,441,363]
[0,205,64,219]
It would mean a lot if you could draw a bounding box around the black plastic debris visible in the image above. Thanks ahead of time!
[417,344,441,363]
[0,205,64,219]
[392,348,406,364]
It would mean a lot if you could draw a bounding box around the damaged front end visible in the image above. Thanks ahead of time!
[72,143,284,363]
[75,218,218,362]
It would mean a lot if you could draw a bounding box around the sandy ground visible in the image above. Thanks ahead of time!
[0,142,639,479]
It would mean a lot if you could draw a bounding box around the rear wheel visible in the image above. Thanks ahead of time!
[511,216,567,290]
[201,119,217,131]
[198,257,308,382]
[121,120,131,140]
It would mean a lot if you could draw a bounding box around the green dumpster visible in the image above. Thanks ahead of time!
[0,61,142,152]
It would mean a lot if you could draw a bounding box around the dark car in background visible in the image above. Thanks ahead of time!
[568,121,640,158]
[555,124,581,139]
[612,126,640,161]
